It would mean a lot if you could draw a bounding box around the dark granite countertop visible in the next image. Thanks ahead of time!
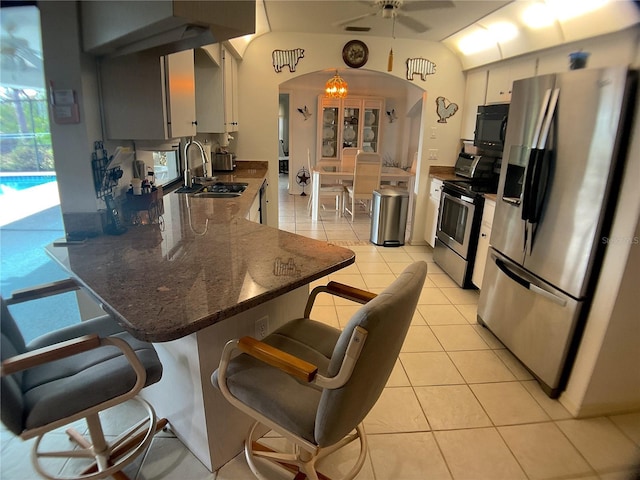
[429,166,458,181]
[47,161,355,342]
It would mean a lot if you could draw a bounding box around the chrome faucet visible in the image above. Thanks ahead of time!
[183,138,209,187]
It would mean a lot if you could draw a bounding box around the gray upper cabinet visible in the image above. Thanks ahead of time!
[100,49,196,140]
[81,1,255,57]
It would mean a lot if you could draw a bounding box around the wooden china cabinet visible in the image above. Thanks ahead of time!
[316,95,384,166]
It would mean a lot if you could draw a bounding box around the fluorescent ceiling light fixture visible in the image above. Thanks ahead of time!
[486,21,519,42]
[522,2,556,28]
[457,21,518,55]
[545,0,609,21]
[457,29,494,55]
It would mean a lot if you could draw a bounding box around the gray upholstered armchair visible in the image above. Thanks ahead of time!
[1,279,165,480]
[213,261,427,480]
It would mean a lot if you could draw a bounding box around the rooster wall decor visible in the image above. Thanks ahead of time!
[297,106,311,120]
[436,96,458,124]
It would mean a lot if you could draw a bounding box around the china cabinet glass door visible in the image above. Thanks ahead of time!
[317,96,383,164]
[320,104,340,161]
[342,100,361,150]
[362,102,381,153]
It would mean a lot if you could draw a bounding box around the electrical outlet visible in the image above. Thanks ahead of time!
[430,126,437,139]
[428,149,438,160]
[255,316,269,340]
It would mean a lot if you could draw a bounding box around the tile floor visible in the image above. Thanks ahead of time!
[2,176,639,480]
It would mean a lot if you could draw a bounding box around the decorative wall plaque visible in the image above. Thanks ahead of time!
[406,58,436,81]
[272,48,305,73]
[436,97,459,123]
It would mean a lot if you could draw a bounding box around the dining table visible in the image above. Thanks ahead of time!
[311,161,416,221]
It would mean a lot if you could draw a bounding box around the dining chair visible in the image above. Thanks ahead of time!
[340,147,359,188]
[212,261,427,480]
[343,152,382,222]
[340,147,358,173]
[307,148,343,214]
[1,279,165,480]
[381,151,418,190]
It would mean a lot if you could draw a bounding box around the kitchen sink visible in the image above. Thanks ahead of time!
[207,182,248,194]
[175,182,248,197]
[191,192,241,199]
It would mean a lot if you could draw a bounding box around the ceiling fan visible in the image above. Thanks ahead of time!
[333,0,454,34]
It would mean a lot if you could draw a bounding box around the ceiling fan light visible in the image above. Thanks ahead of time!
[325,71,348,98]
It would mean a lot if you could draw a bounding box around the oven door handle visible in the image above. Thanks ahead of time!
[442,191,474,207]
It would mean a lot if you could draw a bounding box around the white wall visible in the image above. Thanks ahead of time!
[234,32,467,241]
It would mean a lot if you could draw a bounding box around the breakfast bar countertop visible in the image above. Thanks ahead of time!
[47,162,355,342]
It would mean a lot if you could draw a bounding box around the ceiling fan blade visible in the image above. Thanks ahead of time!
[332,11,377,27]
[401,0,455,12]
[396,12,430,33]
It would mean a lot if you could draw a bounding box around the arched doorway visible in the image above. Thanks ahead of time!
[279,69,425,196]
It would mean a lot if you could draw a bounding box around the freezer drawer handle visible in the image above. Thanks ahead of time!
[495,258,567,307]
[530,284,567,307]
[495,258,528,289]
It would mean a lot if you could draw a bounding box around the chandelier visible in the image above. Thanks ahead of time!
[325,70,348,99]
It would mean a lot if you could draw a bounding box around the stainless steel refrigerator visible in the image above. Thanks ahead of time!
[477,66,637,398]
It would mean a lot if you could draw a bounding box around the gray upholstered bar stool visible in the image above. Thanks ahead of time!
[213,261,427,480]
[1,279,165,480]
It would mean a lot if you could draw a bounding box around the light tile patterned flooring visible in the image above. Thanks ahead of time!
[2,176,639,480]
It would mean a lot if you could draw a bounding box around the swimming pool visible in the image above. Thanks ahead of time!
[0,174,57,195]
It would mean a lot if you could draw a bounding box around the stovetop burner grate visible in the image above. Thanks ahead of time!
[443,178,498,197]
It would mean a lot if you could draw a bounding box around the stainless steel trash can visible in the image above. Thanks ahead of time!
[370,188,409,247]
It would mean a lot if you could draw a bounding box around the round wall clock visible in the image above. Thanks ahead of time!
[342,40,369,68]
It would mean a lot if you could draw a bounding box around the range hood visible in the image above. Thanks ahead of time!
[81,1,256,57]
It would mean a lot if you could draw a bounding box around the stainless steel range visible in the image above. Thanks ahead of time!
[433,153,499,288]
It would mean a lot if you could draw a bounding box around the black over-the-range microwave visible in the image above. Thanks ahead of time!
[474,103,510,155]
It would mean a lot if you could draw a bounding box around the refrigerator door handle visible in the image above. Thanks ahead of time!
[527,88,560,255]
[522,89,553,222]
[494,256,567,307]
[531,89,553,150]
[537,88,560,150]
[521,149,542,221]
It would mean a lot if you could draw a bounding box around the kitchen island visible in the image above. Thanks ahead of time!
[47,161,355,471]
